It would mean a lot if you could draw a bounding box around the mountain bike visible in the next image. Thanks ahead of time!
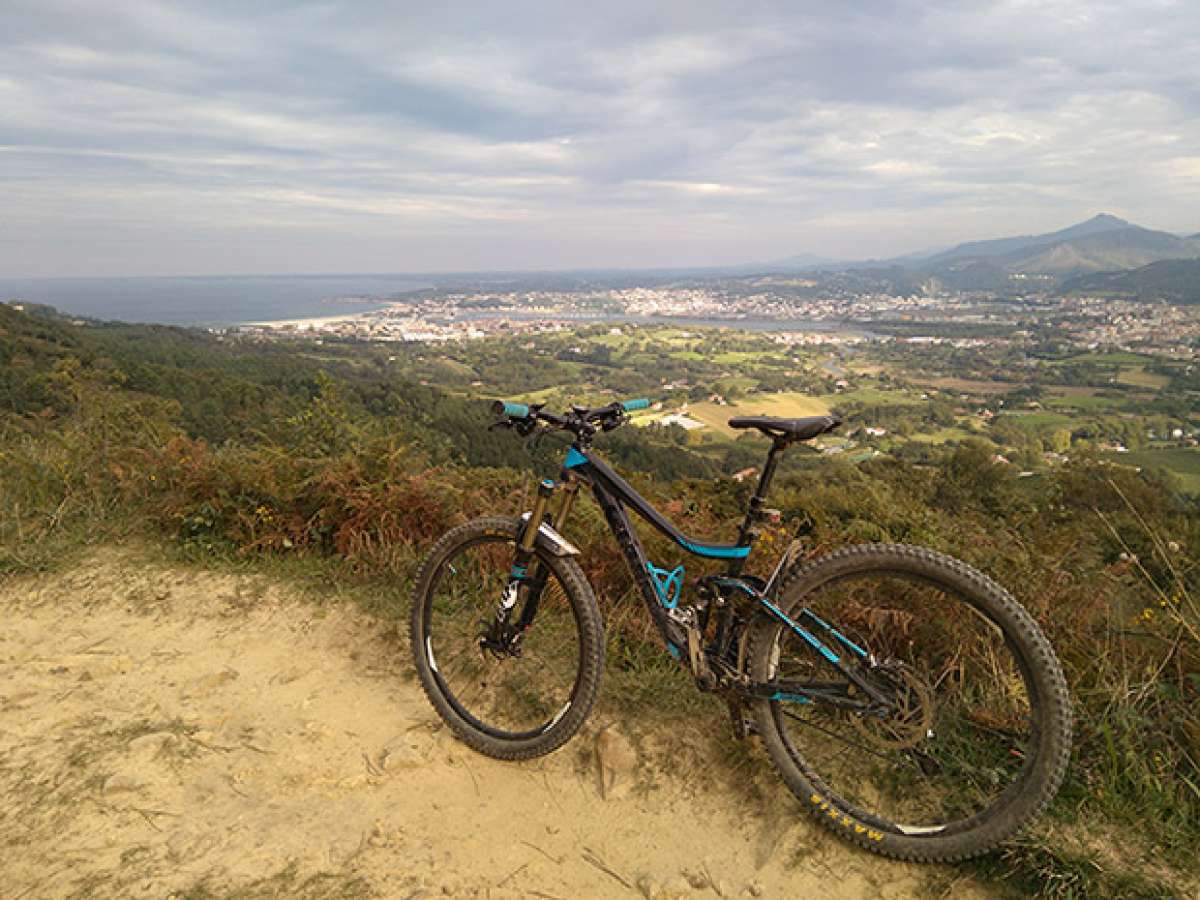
[410,398,1072,861]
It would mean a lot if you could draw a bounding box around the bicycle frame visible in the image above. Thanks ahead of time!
[510,443,886,709]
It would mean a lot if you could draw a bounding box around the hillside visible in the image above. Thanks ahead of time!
[923,213,1134,264]
[1062,257,1200,304]
[1,303,1198,897]
[766,215,1200,285]
[917,214,1200,280]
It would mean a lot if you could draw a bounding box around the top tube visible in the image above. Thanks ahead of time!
[564,446,750,560]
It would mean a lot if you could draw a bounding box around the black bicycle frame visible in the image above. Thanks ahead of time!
[548,444,886,702]
[492,439,894,713]
[559,445,751,652]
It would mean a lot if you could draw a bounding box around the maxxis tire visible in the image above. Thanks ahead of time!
[410,516,605,761]
[747,543,1072,862]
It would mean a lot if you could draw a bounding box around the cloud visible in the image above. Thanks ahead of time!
[1,0,1198,275]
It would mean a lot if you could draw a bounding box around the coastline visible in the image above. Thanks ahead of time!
[242,309,382,329]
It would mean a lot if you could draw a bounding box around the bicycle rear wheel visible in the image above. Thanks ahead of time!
[748,543,1071,861]
[410,516,604,760]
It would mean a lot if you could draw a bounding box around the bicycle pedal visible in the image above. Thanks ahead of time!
[727,710,757,740]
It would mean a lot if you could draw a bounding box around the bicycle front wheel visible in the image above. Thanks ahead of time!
[410,516,604,760]
[748,543,1072,861]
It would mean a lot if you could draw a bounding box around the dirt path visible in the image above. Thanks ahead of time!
[0,551,991,899]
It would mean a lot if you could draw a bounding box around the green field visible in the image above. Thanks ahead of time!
[998,411,1076,427]
[907,425,978,444]
[1115,367,1170,390]
[915,376,1019,395]
[1059,351,1156,365]
[821,386,923,407]
[1105,447,1200,492]
[1044,391,1129,411]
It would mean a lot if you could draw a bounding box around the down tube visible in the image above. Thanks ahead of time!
[589,480,682,655]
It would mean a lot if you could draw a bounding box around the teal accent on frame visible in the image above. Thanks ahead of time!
[677,537,750,559]
[761,597,840,664]
[564,447,588,468]
[802,607,869,658]
[770,691,812,704]
[646,562,685,609]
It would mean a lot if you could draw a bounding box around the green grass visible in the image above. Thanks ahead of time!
[721,376,759,391]
[1061,351,1156,365]
[1116,367,1170,390]
[1044,392,1130,411]
[916,376,1020,395]
[998,411,1077,427]
[586,331,634,348]
[510,386,564,404]
[711,350,777,365]
[907,426,976,444]
[822,386,923,407]
[1104,447,1200,493]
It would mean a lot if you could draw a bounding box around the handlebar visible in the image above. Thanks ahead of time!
[492,400,531,418]
[489,397,652,442]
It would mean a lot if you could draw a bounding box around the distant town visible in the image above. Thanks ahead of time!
[234,280,1200,359]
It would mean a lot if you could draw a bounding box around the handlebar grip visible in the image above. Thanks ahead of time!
[491,400,531,418]
[621,398,650,412]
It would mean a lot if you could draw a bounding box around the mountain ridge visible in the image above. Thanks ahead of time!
[770,214,1200,284]
[1061,257,1200,305]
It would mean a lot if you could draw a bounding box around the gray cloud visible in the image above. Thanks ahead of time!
[2,0,1198,275]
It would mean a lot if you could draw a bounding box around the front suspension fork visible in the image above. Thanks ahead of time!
[485,478,577,652]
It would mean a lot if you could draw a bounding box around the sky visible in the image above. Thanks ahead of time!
[2,0,1199,277]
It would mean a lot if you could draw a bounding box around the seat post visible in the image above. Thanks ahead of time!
[729,436,788,574]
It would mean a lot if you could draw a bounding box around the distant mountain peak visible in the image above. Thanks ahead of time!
[1051,213,1137,240]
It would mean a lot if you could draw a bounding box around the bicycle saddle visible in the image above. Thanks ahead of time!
[727,414,841,442]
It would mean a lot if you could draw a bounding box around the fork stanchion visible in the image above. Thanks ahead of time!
[520,478,556,551]
[552,478,579,530]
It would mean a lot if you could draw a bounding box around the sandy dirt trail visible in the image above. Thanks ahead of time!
[0,551,991,899]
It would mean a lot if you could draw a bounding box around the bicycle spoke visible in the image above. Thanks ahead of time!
[765,566,1040,831]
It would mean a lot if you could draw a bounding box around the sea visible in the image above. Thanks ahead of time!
[0,275,432,327]
[0,274,869,336]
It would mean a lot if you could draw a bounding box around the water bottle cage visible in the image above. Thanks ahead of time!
[646,562,685,610]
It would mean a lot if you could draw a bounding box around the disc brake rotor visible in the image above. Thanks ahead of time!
[850,664,935,750]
